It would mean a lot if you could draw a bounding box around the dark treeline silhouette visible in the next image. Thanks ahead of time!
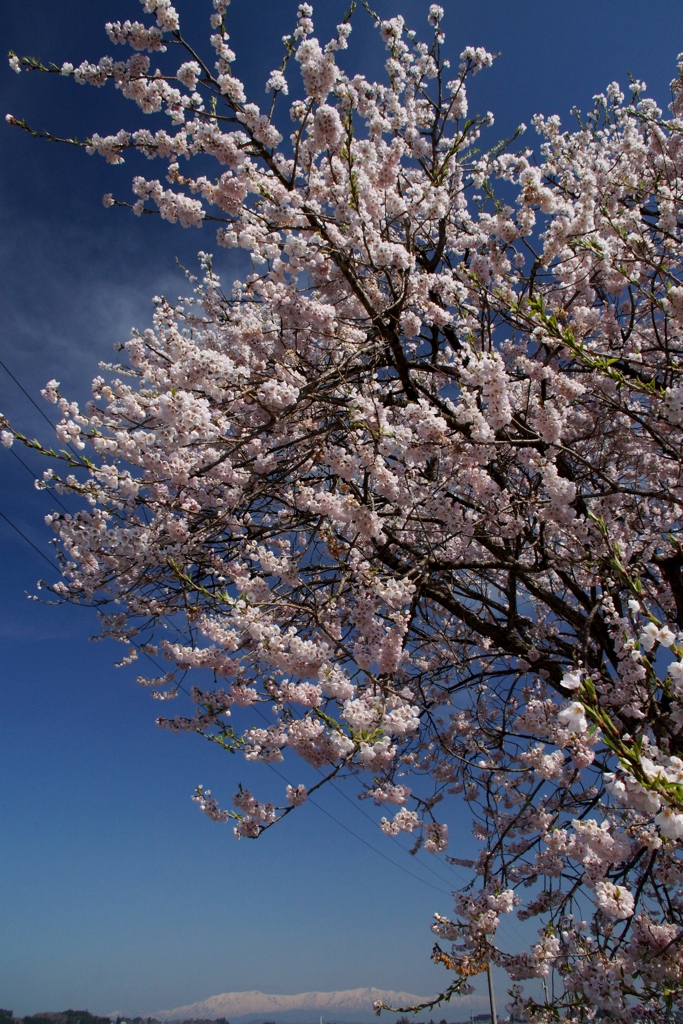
[0,1013,232,1024]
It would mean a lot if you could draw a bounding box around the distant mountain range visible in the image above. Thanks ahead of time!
[149,988,485,1023]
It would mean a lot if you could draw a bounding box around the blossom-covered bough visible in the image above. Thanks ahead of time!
[6,1,683,1019]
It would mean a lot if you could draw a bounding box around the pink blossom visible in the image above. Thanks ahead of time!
[594,880,635,919]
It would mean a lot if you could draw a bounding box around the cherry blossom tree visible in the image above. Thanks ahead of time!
[5,2,683,1019]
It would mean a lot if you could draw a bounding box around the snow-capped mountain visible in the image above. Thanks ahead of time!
[151,988,435,1022]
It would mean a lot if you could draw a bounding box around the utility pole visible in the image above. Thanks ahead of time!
[487,964,497,1024]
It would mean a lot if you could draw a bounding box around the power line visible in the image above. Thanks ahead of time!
[0,359,478,902]
[0,498,472,908]
[0,355,80,460]
[141,622,462,893]
[128,645,459,896]
[262,758,452,896]
[0,504,525,985]
[127,639,455,895]
[327,774,467,887]
[0,357,59,432]
[9,446,70,513]
[131,634,460,896]
[251,705,462,890]
[0,443,459,897]
[0,506,56,570]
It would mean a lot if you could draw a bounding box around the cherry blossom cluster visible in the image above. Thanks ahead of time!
[6,2,683,1020]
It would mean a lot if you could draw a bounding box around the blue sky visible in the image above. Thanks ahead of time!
[3,0,683,1015]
